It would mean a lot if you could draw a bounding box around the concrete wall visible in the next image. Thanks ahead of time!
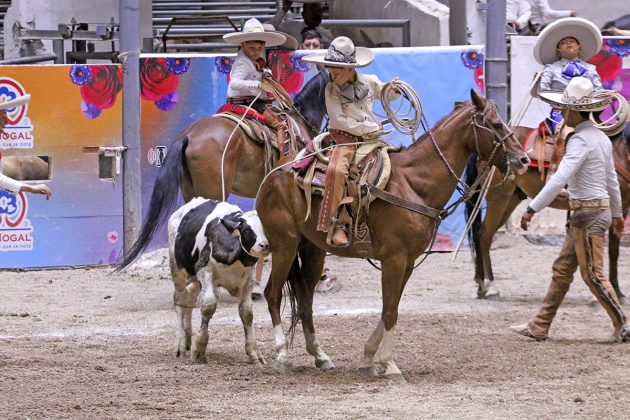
[331,0,450,47]
[4,0,153,60]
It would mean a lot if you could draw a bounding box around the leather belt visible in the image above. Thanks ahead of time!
[569,198,610,210]
[330,129,363,145]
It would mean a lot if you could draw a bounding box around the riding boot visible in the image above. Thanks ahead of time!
[263,108,289,155]
[331,226,349,246]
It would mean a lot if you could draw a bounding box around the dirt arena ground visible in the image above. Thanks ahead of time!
[1,233,629,419]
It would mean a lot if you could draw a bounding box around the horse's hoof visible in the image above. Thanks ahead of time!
[384,372,407,384]
[315,359,336,370]
[273,359,291,374]
[358,366,378,377]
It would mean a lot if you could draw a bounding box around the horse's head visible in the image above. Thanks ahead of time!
[469,90,530,175]
[293,68,328,135]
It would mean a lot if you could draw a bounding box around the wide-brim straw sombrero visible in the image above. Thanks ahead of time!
[533,17,602,65]
[538,77,612,112]
[0,94,31,111]
[262,24,299,50]
[223,18,286,47]
[301,36,373,68]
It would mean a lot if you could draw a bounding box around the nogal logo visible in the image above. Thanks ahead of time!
[0,191,33,251]
[0,77,34,149]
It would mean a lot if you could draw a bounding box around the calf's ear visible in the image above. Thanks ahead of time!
[221,218,241,232]
[206,220,241,265]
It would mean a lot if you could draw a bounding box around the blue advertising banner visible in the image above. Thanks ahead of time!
[139,46,485,252]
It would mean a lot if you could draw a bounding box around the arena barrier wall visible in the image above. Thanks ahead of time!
[0,65,123,268]
[139,46,485,253]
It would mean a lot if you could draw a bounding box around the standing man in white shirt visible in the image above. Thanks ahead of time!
[506,0,531,34]
[527,0,576,31]
[512,77,629,343]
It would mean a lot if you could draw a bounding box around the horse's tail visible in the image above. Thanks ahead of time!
[463,156,482,261]
[285,254,308,345]
[116,136,189,271]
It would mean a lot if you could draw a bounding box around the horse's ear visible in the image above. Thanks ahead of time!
[470,89,485,110]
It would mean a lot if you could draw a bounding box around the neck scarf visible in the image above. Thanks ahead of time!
[339,80,368,104]
[561,60,587,80]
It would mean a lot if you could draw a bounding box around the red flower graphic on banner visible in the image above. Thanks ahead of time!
[70,64,122,119]
[268,51,304,96]
[140,57,190,110]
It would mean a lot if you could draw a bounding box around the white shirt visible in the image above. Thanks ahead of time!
[529,120,622,217]
[227,50,267,99]
[539,58,602,92]
[325,73,397,138]
[506,0,531,28]
[0,159,23,194]
[527,0,572,26]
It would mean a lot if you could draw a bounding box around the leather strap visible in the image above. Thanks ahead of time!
[367,184,442,219]
[614,161,630,185]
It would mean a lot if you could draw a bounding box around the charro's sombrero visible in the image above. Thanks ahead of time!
[538,77,613,112]
[262,24,299,50]
[534,17,602,65]
[301,36,373,68]
[0,94,30,111]
[223,18,286,47]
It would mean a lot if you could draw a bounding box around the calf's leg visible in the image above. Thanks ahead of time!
[238,273,265,366]
[191,270,217,363]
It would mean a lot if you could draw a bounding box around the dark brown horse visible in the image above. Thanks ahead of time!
[465,123,630,303]
[255,91,530,381]
[119,70,329,266]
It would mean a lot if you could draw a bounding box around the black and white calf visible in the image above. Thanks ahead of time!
[168,197,269,365]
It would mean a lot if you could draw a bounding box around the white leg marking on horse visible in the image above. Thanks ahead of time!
[304,329,335,369]
[238,275,265,366]
[380,326,405,382]
[273,324,291,374]
[191,270,217,363]
[359,320,384,377]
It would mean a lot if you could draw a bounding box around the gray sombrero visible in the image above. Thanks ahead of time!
[538,77,612,112]
[223,18,286,47]
[262,24,299,50]
[301,36,373,68]
[533,17,602,65]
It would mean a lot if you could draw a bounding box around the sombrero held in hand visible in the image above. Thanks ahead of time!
[533,17,602,65]
[223,18,286,47]
[301,36,373,68]
[538,77,612,112]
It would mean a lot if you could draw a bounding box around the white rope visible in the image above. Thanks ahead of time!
[380,80,423,140]
[220,91,262,201]
[117,49,142,64]
[590,92,629,136]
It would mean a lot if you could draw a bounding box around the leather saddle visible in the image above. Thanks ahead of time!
[523,121,565,180]
[293,134,392,256]
[215,111,305,173]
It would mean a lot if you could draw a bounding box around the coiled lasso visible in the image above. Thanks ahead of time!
[590,91,629,137]
[379,79,423,141]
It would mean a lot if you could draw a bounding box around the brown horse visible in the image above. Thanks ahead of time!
[465,124,630,303]
[119,71,329,266]
[2,156,49,181]
[255,90,530,381]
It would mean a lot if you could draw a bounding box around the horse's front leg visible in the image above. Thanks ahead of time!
[298,243,335,369]
[191,270,217,363]
[238,272,265,366]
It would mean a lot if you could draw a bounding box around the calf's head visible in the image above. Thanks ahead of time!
[221,210,270,259]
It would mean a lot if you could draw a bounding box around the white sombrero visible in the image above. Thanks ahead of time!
[223,18,286,47]
[534,17,602,65]
[0,94,30,111]
[538,77,613,112]
[301,36,373,68]
[262,24,299,50]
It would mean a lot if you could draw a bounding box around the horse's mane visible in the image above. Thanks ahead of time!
[293,68,328,130]
[396,100,474,152]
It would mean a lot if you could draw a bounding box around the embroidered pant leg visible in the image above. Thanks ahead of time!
[317,145,356,232]
[572,210,627,331]
[528,227,576,337]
